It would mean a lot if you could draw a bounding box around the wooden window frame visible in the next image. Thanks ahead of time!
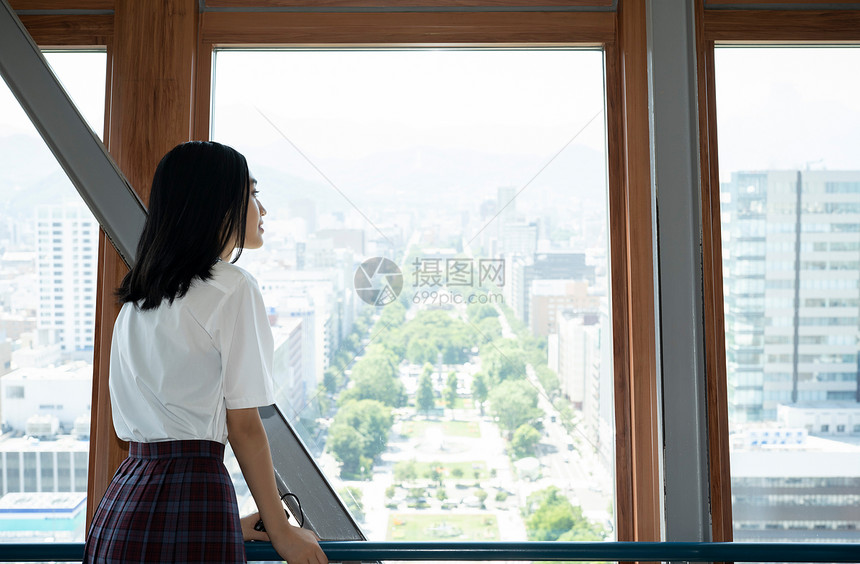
[696,1,860,544]
[194,5,663,546]
[195,6,664,544]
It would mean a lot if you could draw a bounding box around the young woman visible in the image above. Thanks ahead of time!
[83,141,327,564]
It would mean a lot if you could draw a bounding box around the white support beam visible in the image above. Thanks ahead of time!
[647,0,713,547]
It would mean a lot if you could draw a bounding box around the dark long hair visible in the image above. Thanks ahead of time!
[117,141,250,309]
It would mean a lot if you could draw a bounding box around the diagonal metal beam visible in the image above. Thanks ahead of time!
[259,404,366,541]
[0,0,145,268]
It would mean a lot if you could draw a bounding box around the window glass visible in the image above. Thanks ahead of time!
[212,48,616,542]
[0,51,105,543]
[716,47,860,542]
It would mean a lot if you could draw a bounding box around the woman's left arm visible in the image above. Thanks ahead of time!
[227,407,328,564]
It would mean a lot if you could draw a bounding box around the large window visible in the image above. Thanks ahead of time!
[211,48,617,542]
[0,51,105,543]
[715,46,860,542]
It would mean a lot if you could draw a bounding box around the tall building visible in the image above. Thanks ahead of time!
[35,204,98,359]
[510,252,596,326]
[496,186,517,225]
[272,317,306,419]
[500,221,538,257]
[555,309,601,409]
[721,170,860,423]
[552,307,614,473]
[529,280,597,337]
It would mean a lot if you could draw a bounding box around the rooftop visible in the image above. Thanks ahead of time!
[0,361,91,382]
[0,433,88,453]
[0,492,86,514]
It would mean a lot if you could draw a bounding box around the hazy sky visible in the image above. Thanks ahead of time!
[0,51,105,137]
[2,47,860,187]
[714,47,860,181]
[211,49,607,161]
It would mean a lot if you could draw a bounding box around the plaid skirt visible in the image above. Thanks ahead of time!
[83,440,245,563]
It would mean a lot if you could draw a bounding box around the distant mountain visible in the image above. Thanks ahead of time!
[0,134,609,222]
[247,143,608,216]
[0,135,78,217]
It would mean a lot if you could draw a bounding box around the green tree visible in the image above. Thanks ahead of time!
[426,461,444,486]
[400,310,474,365]
[332,399,393,460]
[379,300,406,328]
[339,345,406,408]
[553,397,576,433]
[394,460,418,483]
[511,423,542,459]
[416,364,436,415]
[534,364,560,397]
[323,367,340,395]
[343,332,361,354]
[474,488,488,508]
[327,424,363,477]
[489,380,543,435]
[315,383,331,414]
[524,486,608,542]
[436,488,448,502]
[444,371,458,410]
[471,372,488,415]
[406,339,437,365]
[475,316,503,343]
[481,339,527,383]
[466,302,499,324]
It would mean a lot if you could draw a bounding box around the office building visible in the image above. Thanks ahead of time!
[731,437,860,542]
[35,204,98,359]
[721,170,860,422]
[529,280,598,337]
[272,317,307,419]
[0,362,91,434]
[510,252,596,327]
[0,435,89,495]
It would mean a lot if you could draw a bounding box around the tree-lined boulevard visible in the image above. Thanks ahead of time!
[315,293,613,543]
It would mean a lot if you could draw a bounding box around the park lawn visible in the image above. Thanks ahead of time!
[443,419,480,437]
[438,397,473,410]
[388,513,499,541]
[394,460,489,481]
[401,419,481,439]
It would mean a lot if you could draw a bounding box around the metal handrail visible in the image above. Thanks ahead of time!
[2,541,859,562]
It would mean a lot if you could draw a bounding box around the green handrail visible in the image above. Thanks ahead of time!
[1,541,859,562]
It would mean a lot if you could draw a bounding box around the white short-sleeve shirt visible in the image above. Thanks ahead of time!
[110,261,275,444]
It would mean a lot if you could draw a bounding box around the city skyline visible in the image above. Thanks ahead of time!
[1,47,859,545]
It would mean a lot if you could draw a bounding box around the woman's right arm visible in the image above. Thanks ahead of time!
[226,407,328,564]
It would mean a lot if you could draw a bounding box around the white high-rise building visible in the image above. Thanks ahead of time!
[721,170,860,423]
[35,204,98,359]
